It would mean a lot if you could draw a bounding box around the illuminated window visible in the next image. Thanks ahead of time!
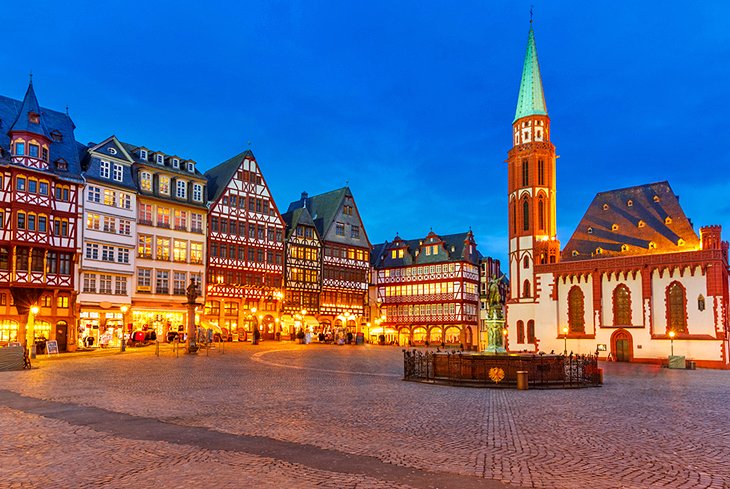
[667,282,687,333]
[140,172,152,191]
[159,176,170,195]
[613,285,631,326]
[568,286,585,333]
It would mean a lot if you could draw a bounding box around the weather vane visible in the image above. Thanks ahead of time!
[530,5,534,25]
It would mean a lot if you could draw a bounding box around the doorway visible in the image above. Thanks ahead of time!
[56,321,68,352]
[612,329,632,362]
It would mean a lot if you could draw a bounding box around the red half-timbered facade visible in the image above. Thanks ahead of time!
[371,231,480,348]
[203,150,285,340]
[0,81,83,351]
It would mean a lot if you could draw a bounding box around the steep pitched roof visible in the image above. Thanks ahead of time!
[205,149,253,203]
[281,206,318,240]
[287,187,349,237]
[10,81,51,138]
[562,181,700,261]
[514,27,548,123]
[0,86,83,183]
[372,230,479,269]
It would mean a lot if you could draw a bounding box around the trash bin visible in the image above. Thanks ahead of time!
[516,370,528,390]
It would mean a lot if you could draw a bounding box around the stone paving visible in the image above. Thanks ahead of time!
[0,342,728,488]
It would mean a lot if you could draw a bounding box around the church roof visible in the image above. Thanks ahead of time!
[514,27,548,123]
[561,181,700,261]
[205,149,253,203]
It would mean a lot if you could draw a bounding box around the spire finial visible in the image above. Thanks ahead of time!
[345,179,349,187]
[530,5,534,25]
[29,71,33,85]
[65,105,70,116]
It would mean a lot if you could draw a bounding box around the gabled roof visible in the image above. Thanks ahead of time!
[281,206,319,240]
[514,27,548,123]
[287,187,348,238]
[562,181,700,261]
[371,230,479,269]
[0,85,83,183]
[10,81,51,138]
[205,149,253,203]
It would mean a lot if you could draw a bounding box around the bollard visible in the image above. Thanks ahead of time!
[598,367,604,384]
[155,340,160,357]
[30,344,37,360]
[516,370,528,390]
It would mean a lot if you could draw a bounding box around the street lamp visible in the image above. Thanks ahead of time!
[562,326,569,355]
[120,305,129,352]
[29,306,39,356]
[502,328,508,352]
[669,330,675,357]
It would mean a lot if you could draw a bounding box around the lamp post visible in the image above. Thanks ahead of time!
[669,330,675,357]
[502,328,508,353]
[29,305,39,358]
[562,326,569,355]
[120,305,129,352]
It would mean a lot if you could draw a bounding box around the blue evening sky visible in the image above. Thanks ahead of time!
[3,1,730,267]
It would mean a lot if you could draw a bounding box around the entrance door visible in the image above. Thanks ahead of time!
[613,330,632,362]
[56,322,68,352]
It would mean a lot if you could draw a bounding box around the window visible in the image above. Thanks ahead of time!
[85,243,99,260]
[39,181,48,195]
[100,160,111,179]
[156,270,169,294]
[568,286,585,333]
[174,210,187,231]
[17,211,26,230]
[336,223,345,236]
[522,198,530,231]
[117,248,130,264]
[119,193,131,209]
[613,285,631,326]
[16,176,26,191]
[112,163,123,182]
[176,180,187,199]
[140,172,152,191]
[523,256,529,269]
[118,219,131,236]
[115,276,127,295]
[667,282,687,333]
[59,254,71,275]
[156,237,170,260]
[140,149,148,161]
[86,213,100,230]
[156,154,164,165]
[16,248,28,271]
[523,280,531,298]
[138,204,153,224]
[517,320,525,343]
[187,161,195,173]
[343,204,353,216]
[99,274,112,294]
[172,158,180,169]
[57,296,69,308]
[101,245,115,262]
[137,269,152,291]
[103,216,116,233]
[205,301,220,316]
[224,302,239,316]
[137,235,152,258]
[193,183,203,202]
[191,214,203,233]
[15,141,25,156]
[157,207,170,228]
[527,320,536,343]
[538,198,545,231]
[29,144,39,158]
[173,272,187,295]
[28,179,38,194]
[173,240,187,262]
[351,225,360,239]
[31,249,43,272]
[159,175,170,195]
[190,242,203,264]
[522,159,529,186]
[38,215,47,233]
[537,159,544,185]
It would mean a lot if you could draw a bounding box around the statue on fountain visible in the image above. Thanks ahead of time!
[485,274,507,353]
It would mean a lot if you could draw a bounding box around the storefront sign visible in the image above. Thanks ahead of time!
[46,340,59,355]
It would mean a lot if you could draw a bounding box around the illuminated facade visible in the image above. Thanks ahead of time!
[505,25,730,367]
[285,187,371,334]
[0,81,82,351]
[371,231,480,348]
[128,142,207,339]
[203,150,285,340]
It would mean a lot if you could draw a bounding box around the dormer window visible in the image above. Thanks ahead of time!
[140,150,148,161]
[107,147,117,155]
[187,162,195,173]
[665,216,672,225]
[653,195,660,203]
[54,159,68,171]
[15,141,25,156]
[621,244,628,252]
[638,220,645,228]
[677,238,685,246]
[572,250,579,256]
[29,112,40,124]
[29,144,39,158]
[612,224,619,231]
[156,154,164,165]
[172,158,180,169]
[42,147,48,161]
[595,247,603,255]
[587,227,593,234]
[649,241,657,249]
[602,204,609,210]
[627,199,633,207]
[50,130,63,142]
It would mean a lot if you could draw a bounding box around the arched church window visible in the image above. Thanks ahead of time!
[522,199,530,231]
[613,285,631,326]
[537,159,545,185]
[568,286,585,333]
[538,198,545,231]
[666,282,687,333]
[523,280,531,298]
[517,320,525,343]
[522,160,529,186]
[523,256,529,269]
[527,320,535,343]
[697,294,705,311]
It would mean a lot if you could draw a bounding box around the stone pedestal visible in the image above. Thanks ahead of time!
[186,302,199,354]
[484,318,507,354]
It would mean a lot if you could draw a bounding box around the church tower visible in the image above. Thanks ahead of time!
[507,23,560,303]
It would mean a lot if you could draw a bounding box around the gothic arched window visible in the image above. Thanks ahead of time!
[517,320,525,343]
[523,280,531,298]
[537,197,545,231]
[568,286,585,333]
[527,320,535,343]
[666,281,687,333]
[613,285,631,326]
[522,198,530,231]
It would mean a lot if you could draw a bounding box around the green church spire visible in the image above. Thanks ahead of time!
[514,26,547,123]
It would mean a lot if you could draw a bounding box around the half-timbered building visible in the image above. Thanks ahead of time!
[286,187,371,335]
[77,136,137,348]
[0,81,83,351]
[505,24,730,367]
[371,231,480,348]
[203,150,285,340]
[126,142,207,339]
[281,200,322,337]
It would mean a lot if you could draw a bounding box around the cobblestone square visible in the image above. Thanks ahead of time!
[0,343,728,488]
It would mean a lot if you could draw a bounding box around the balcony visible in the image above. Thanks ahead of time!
[138,219,153,226]
[174,225,188,232]
[191,226,204,234]
[157,222,170,229]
